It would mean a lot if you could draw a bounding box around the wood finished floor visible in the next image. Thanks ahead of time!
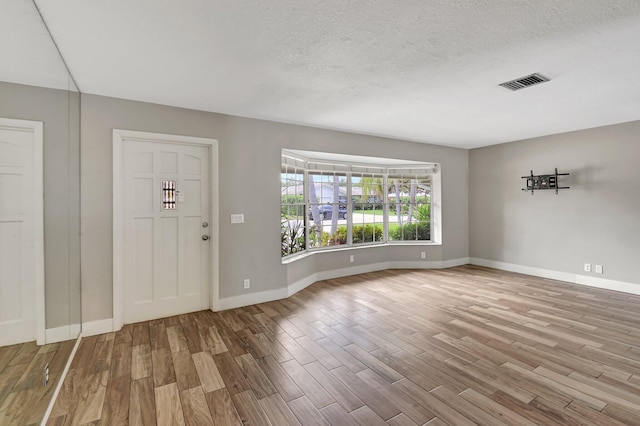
[0,339,75,425]
[47,265,640,425]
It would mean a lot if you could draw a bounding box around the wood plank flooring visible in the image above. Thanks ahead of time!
[46,265,640,425]
[0,338,75,425]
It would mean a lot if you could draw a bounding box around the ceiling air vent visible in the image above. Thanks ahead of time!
[499,73,549,91]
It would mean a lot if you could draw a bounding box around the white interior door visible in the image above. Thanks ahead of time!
[0,118,43,346]
[122,140,210,323]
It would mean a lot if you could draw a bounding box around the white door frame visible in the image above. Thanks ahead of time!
[0,117,45,345]
[112,129,219,330]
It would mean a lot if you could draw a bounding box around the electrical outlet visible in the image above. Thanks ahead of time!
[421,252,426,259]
[349,255,354,263]
[584,263,591,273]
[43,363,49,387]
[595,264,603,274]
[243,279,250,289]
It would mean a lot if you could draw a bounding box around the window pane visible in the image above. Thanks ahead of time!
[281,166,306,257]
[352,203,383,244]
[351,173,384,245]
[387,175,431,241]
[281,213,306,256]
[308,172,347,248]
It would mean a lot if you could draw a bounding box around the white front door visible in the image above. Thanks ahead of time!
[122,140,210,323]
[0,118,43,346]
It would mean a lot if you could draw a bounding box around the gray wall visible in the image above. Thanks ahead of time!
[10,83,638,327]
[0,81,81,329]
[469,120,640,284]
[81,94,469,322]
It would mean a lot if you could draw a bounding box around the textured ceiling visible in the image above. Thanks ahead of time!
[25,1,640,147]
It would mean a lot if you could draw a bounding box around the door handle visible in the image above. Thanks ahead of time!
[202,235,209,241]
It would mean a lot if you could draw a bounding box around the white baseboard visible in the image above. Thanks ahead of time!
[45,317,116,343]
[82,318,115,337]
[288,274,318,296]
[45,323,82,344]
[441,257,471,269]
[575,274,640,296]
[389,257,470,270]
[313,257,470,282]
[316,262,391,281]
[217,257,471,311]
[218,287,289,311]
[470,257,640,296]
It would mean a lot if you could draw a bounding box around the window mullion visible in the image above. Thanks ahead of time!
[383,174,388,243]
[347,172,352,246]
[304,168,309,251]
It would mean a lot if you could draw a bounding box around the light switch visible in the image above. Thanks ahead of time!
[231,213,244,224]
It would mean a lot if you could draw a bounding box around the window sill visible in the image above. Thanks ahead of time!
[281,251,314,265]
[281,241,441,265]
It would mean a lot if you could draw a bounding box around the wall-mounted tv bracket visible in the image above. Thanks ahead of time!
[522,168,569,195]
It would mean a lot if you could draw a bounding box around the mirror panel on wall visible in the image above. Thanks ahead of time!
[0,0,81,423]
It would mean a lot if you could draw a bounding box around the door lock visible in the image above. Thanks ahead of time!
[202,222,208,228]
[202,234,209,241]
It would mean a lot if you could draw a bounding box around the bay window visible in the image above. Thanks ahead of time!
[281,150,439,259]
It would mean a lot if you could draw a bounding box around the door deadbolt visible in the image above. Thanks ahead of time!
[202,222,208,228]
[202,234,209,241]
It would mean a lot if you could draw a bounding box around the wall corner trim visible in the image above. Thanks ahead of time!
[470,257,640,296]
